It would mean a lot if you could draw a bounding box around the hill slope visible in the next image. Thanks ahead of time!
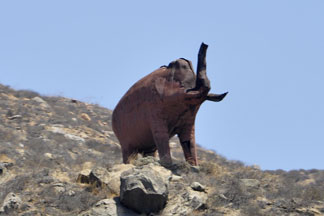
[0,84,323,215]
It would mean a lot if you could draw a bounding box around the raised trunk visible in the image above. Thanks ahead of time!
[196,43,211,90]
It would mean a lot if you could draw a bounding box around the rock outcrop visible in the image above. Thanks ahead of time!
[120,163,169,214]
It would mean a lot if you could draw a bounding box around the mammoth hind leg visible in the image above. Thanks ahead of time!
[122,147,137,164]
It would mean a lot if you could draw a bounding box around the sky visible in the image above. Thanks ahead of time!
[1,1,323,170]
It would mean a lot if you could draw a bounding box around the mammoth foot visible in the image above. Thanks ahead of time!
[159,155,173,168]
[180,141,198,166]
[186,158,198,166]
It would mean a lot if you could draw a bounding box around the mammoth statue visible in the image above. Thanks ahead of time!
[112,43,227,166]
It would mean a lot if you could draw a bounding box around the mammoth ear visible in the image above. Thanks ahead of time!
[155,77,166,98]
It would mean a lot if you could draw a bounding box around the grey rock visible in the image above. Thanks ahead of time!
[32,96,50,108]
[53,183,66,193]
[0,164,5,175]
[170,175,183,182]
[218,193,228,200]
[77,169,92,184]
[67,190,75,196]
[78,198,138,216]
[20,210,41,216]
[133,156,160,167]
[79,199,117,216]
[77,167,110,188]
[0,192,22,214]
[0,162,13,169]
[146,163,172,183]
[187,189,207,210]
[162,187,207,215]
[89,167,110,188]
[239,179,260,189]
[191,182,206,192]
[120,166,169,214]
[64,133,85,142]
[7,115,22,120]
[48,125,85,142]
[105,164,134,196]
[77,164,135,196]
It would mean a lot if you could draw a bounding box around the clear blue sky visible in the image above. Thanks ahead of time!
[1,1,323,170]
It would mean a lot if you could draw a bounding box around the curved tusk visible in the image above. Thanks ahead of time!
[206,92,228,102]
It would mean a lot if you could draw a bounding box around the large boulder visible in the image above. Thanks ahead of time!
[120,165,169,214]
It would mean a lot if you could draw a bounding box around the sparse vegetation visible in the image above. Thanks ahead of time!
[13,89,40,99]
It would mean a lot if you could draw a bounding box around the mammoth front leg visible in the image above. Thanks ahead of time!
[178,125,198,166]
[150,118,172,166]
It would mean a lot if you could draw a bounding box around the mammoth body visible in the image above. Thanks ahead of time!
[112,43,227,166]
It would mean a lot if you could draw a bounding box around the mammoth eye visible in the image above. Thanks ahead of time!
[181,65,187,69]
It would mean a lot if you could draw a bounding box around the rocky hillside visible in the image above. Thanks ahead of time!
[0,83,324,216]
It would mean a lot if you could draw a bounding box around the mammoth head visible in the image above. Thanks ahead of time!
[165,43,228,102]
[166,58,196,91]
